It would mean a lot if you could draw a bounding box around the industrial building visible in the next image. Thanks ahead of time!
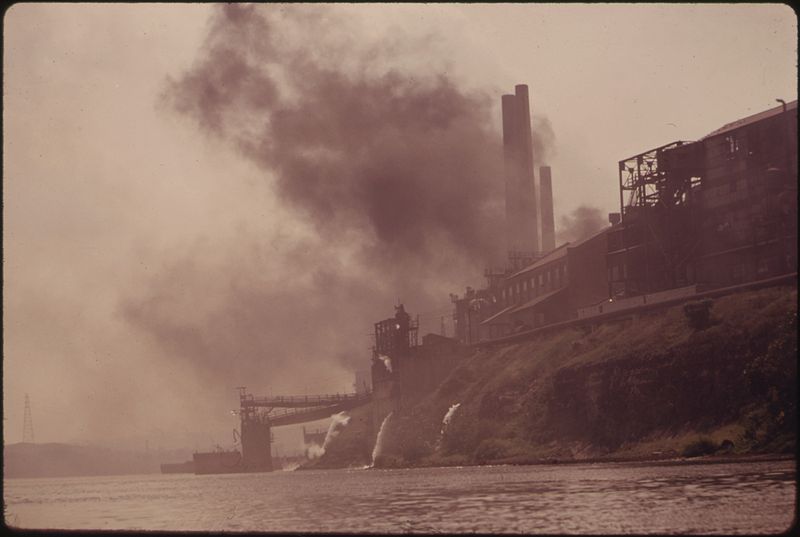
[609,100,797,296]
[452,84,587,343]
[481,227,609,335]
[370,305,466,428]
[453,94,797,345]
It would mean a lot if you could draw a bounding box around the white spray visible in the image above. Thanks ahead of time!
[436,403,461,451]
[370,412,393,467]
[377,354,393,373]
[323,412,351,450]
[306,443,325,459]
[306,411,351,460]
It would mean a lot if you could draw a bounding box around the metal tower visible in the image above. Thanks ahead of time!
[23,394,35,443]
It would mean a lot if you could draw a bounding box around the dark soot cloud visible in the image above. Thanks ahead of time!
[164,4,506,262]
[123,4,520,388]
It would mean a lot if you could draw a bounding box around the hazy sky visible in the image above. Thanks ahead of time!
[3,3,796,451]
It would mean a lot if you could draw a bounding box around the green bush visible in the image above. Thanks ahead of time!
[743,310,798,447]
[681,437,718,457]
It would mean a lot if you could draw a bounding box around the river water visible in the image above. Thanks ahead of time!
[4,459,795,533]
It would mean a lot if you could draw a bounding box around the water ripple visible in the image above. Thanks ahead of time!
[4,459,795,533]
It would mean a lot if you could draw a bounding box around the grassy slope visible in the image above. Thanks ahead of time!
[374,285,797,467]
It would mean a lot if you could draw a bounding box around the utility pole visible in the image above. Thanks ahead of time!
[23,394,34,444]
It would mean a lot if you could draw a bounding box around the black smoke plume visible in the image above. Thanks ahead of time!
[122,4,534,395]
[162,4,505,265]
[556,205,607,244]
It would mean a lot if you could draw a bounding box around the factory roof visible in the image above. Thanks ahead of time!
[566,225,611,250]
[509,244,569,279]
[509,226,611,280]
[479,303,518,325]
[702,100,797,140]
[509,286,567,315]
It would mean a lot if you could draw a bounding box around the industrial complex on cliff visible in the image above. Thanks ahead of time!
[161,86,796,474]
[451,90,797,344]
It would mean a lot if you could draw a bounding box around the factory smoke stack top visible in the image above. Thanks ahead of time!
[502,84,540,267]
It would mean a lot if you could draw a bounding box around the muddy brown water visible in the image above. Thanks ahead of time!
[4,458,795,533]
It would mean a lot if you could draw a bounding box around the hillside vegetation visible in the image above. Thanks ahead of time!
[371,285,796,467]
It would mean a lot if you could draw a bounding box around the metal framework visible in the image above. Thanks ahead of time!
[616,141,704,294]
[234,387,372,472]
[618,141,701,214]
[238,388,371,426]
[373,305,418,358]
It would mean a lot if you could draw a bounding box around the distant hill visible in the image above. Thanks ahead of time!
[4,443,192,478]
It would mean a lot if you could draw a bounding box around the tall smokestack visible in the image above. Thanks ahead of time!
[502,93,520,257]
[501,85,540,260]
[514,84,539,255]
[539,166,555,252]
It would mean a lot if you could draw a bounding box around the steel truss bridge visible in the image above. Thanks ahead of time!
[237,388,373,427]
[231,387,373,472]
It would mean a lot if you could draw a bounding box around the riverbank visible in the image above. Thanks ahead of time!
[321,285,796,471]
[367,451,795,471]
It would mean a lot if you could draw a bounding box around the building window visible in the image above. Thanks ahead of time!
[539,273,544,286]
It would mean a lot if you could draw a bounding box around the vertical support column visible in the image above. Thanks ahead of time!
[241,414,273,472]
[238,389,272,472]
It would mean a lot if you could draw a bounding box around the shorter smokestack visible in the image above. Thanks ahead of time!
[608,212,621,225]
[539,166,555,252]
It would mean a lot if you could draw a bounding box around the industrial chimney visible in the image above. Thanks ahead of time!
[539,166,555,253]
[501,84,540,265]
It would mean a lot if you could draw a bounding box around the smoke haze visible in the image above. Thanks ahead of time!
[162,4,508,263]
[123,4,521,392]
[5,3,794,452]
[556,205,608,244]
